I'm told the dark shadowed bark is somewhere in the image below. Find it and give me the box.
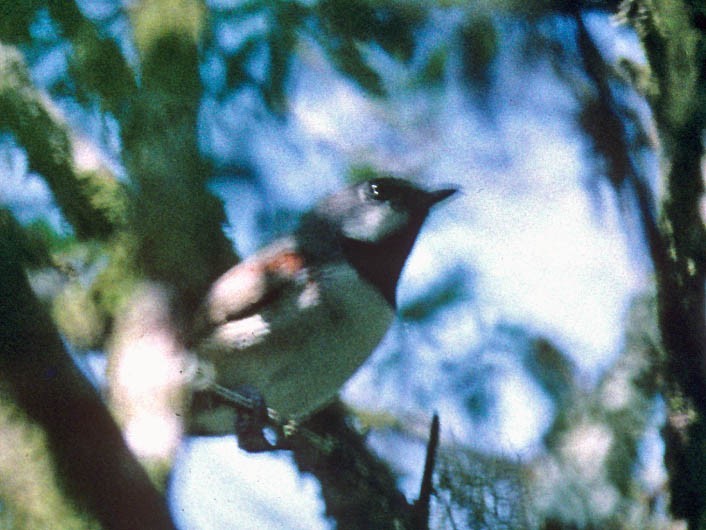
[0,210,176,529]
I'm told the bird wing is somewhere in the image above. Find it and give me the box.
[195,237,307,331]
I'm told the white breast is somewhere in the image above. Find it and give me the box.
[196,263,394,423]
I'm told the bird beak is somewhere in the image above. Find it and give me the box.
[425,187,458,207]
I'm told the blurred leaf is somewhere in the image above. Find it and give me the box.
[216,0,422,105]
[461,14,499,94]
[577,96,632,190]
[323,36,385,95]
[219,2,305,111]
[0,1,42,44]
[220,0,263,17]
[22,219,77,264]
[90,234,138,317]
[314,0,424,95]
[400,266,472,322]
[575,15,634,194]
[348,164,382,183]
[463,383,497,421]
[419,44,448,85]
[317,0,416,62]
[224,37,260,89]
[68,31,136,111]
[51,281,105,350]
[264,3,304,114]
[47,1,136,115]
[0,210,60,268]
[489,324,577,407]
[444,357,500,422]
[524,338,576,406]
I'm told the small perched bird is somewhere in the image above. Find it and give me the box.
[189,177,456,449]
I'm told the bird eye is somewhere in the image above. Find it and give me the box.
[368,181,388,201]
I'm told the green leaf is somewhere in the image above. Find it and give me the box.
[263,2,305,113]
[419,45,448,85]
[461,15,498,90]
[400,267,471,322]
[0,1,42,44]
[224,37,260,89]
[317,0,416,61]
[326,37,385,95]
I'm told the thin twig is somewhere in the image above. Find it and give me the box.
[411,413,441,530]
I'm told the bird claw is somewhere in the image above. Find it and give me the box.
[233,385,291,452]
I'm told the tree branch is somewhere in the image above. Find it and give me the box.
[291,400,435,529]
[0,44,126,239]
[0,209,176,530]
[620,0,706,525]
[105,0,235,482]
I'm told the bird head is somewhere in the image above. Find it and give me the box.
[297,177,457,306]
[315,177,457,244]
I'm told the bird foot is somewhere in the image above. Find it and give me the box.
[233,385,292,452]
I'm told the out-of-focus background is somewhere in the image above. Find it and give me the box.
[2,1,705,529]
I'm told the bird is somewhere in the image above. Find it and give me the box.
[188,177,457,450]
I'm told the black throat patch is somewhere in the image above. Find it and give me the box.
[341,228,420,308]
